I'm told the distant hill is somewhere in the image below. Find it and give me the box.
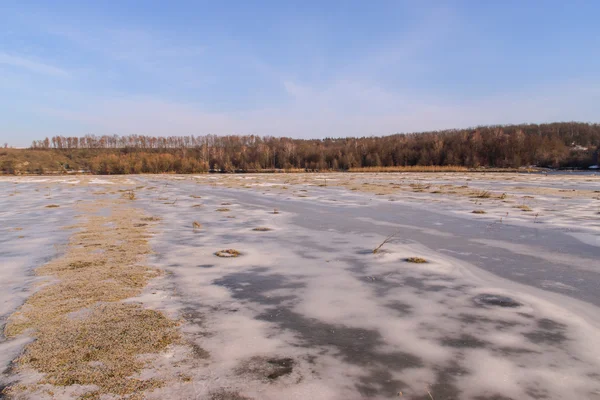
[3,122,599,174]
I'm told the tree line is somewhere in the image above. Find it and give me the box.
[23,122,600,174]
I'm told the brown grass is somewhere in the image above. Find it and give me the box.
[45,204,60,208]
[514,204,532,212]
[405,257,428,263]
[471,190,492,198]
[216,208,231,212]
[348,165,469,173]
[252,227,272,231]
[215,249,241,258]
[192,221,202,230]
[472,210,487,214]
[4,198,180,399]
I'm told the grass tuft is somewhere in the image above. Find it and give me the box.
[472,210,486,214]
[45,204,60,208]
[216,208,230,212]
[215,249,241,258]
[472,190,491,198]
[252,227,272,231]
[514,204,532,212]
[405,257,427,263]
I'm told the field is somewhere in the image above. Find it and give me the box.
[1,172,600,400]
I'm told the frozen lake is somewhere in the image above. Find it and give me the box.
[1,173,599,399]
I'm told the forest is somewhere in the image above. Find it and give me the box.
[4,122,599,174]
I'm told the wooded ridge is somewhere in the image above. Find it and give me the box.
[2,122,599,174]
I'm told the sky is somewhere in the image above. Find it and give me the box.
[1,1,599,146]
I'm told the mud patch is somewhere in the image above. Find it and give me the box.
[236,356,295,381]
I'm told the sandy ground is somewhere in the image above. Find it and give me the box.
[1,172,599,400]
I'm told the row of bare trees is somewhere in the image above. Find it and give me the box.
[29,122,600,173]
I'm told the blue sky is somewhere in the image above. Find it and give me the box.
[1,1,599,146]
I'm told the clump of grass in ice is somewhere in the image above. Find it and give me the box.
[192,221,202,230]
[215,249,241,258]
[472,190,491,198]
[514,204,532,212]
[472,210,486,214]
[252,227,272,232]
[405,257,427,263]
[216,208,230,212]
[45,204,60,208]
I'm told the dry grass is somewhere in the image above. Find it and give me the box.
[348,165,469,172]
[45,204,60,208]
[471,190,492,198]
[216,208,231,212]
[215,249,241,258]
[121,189,136,200]
[4,199,180,399]
[192,221,202,230]
[514,204,532,212]
[405,257,427,263]
[373,230,400,254]
[472,210,487,214]
[252,227,272,231]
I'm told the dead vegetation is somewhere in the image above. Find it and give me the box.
[215,249,241,258]
[472,210,487,214]
[3,199,181,399]
[192,221,202,230]
[349,165,468,172]
[373,230,400,254]
[216,208,231,212]
[405,257,428,263]
[472,190,492,198]
[514,204,532,212]
[45,204,60,208]
[252,227,272,231]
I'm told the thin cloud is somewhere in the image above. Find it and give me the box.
[0,52,69,78]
